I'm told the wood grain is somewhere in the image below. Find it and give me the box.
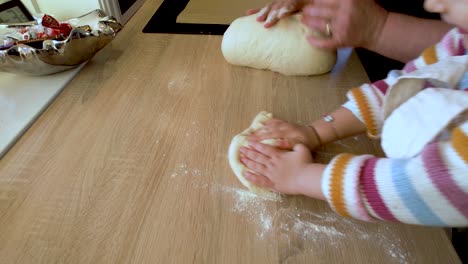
[177,0,271,24]
[0,0,461,263]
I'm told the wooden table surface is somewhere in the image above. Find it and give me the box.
[177,0,271,24]
[0,0,461,263]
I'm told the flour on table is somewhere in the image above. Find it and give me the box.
[169,163,202,181]
[209,183,411,263]
[167,144,410,263]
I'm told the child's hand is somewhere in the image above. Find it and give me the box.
[239,141,325,199]
[248,118,320,150]
[246,0,309,28]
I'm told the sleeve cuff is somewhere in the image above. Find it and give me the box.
[342,100,364,123]
[346,84,385,138]
[321,153,375,221]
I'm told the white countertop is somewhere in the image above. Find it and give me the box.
[0,64,84,158]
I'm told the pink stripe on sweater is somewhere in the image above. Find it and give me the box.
[423,143,468,219]
[372,80,389,94]
[440,29,465,56]
[441,32,456,55]
[403,61,417,73]
[360,158,399,222]
[456,37,465,55]
[459,27,468,34]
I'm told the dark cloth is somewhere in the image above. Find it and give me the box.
[356,0,442,82]
[376,0,440,18]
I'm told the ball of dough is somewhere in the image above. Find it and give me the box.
[228,111,280,199]
[221,14,337,76]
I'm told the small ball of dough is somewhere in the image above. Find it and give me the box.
[221,14,337,76]
[228,111,280,199]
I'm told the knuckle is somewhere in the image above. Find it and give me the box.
[272,153,282,160]
[245,149,256,159]
[250,151,260,160]
[253,164,264,173]
[255,145,266,154]
[266,161,275,168]
[251,177,261,185]
[259,178,269,187]
[246,173,260,184]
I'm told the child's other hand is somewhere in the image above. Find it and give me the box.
[248,118,319,150]
[239,141,325,199]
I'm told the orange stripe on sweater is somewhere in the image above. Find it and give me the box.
[350,88,378,137]
[452,127,468,165]
[329,154,353,217]
[422,45,438,65]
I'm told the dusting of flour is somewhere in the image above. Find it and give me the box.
[219,185,411,263]
[168,164,412,263]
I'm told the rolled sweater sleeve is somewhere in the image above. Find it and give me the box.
[321,122,468,227]
[343,27,466,138]
[343,82,387,138]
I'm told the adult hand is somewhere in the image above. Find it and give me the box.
[240,142,325,198]
[248,118,320,150]
[246,0,311,28]
[301,0,388,50]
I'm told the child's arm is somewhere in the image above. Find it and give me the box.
[251,28,463,149]
[248,107,366,150]
[248,81,387,149]
[249,64,408,148]
[322,122,468,227]
[242,122,468,227]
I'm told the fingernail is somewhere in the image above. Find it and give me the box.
[277,7,288,18]
[265,10,278,24]
[257,6,269,18]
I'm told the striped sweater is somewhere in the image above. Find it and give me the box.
[322,27,468,227]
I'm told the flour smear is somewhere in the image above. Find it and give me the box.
[215,185,411,264]
[169,164,411,264]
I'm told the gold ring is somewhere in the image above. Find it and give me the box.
[325,22,332,37]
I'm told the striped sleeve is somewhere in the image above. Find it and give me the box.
[321,122,468,227]
[343,27,466,138]
[342,57,424,138]
[345,84,385,138]
[404,27,465,72]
